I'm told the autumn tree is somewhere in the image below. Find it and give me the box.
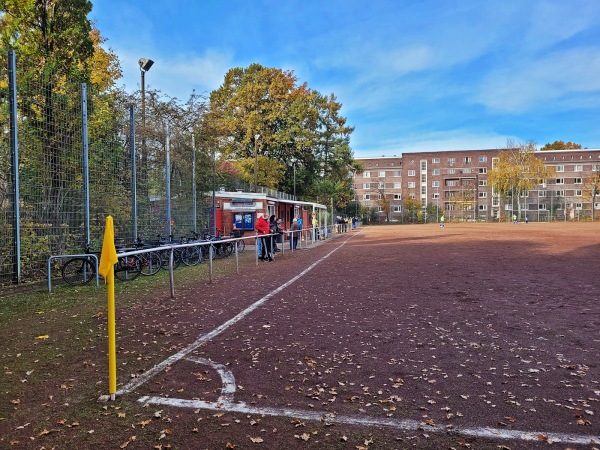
[403,196,423,223]
[205,63,354,201]
[583,164,600,221]
[540,141,582,150]
[0,0,125,249]
[488,140,555,220]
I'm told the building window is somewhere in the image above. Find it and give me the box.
[575,164,583,171]
[478,204,487,211]
[479,156,487,162]
[446,180,458,187]
[432,193,440,199]
[556,178,564,184]
[392,170,401,177]
[408,182,416,188]
[393,194,401,200]
[593,165,600,171]
[576,203,583,210]
[556,190,564,197]
[576,189,582,196]
[575,177,582,184]
[556,165,564,172]
[595,202,600,210]
[421,174,427,182]
[538,204,547,210]
[378,182,385,189]
[464,157,471,164]
[479,167,487,174]
[447,168,456,175]
[378,206,383,212]
[363,194,370,200]
[363,183,370,189]
[393,206,402,212]
[393,182,401,189]
[421,161,427,170]
[432,181,440,188]
[363,171,370,178]
[478,192,487,198]
[379,171,385,177]
[432,169,440,176]
[448,157,456,165]
[432,158,440,163]
[538,190,546,197]
[407,170,416,176]
[421,186,427,194]
[463,168,472,174]
[479,180,488,186]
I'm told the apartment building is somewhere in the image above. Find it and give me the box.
[354,148,600,221]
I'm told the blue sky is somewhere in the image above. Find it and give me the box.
[91,0,600,157]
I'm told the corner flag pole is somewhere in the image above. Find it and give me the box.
[98,216,118,400]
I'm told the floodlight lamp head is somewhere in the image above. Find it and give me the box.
[138,58,154,72]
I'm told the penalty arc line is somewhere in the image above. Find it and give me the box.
[115,234,355,396]
[138,352,600,446]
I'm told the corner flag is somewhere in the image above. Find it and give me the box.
[99,216,118,279]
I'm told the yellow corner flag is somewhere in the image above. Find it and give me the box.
[98,216,118,280]
[99,216,119,400]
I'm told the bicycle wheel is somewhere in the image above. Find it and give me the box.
[181,245,202,266]
[159,248,182,270]
[61,257,95,286]
[236,239,245,252]
[140,251,161,276]
[114,255,142,281]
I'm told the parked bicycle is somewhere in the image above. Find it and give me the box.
[61,245,142,286]
[132,237,163,276]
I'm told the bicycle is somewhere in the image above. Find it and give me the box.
[132,237,163,276]
[179,231,203,267]
[154,235,183,270]
[61,245,142,286]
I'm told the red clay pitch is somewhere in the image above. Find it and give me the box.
[124,223,600,448]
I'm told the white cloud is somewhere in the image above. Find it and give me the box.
[524,0,600,51]
[477,48,600,113]
[353,130,516,157]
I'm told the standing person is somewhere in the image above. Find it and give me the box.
[440,214,445,228]
[297,215,303,243]
[255,213,272,261]
[290,217,300,250]
[269,215,279,253]
[312,213,319,240]
[513,214,517,224]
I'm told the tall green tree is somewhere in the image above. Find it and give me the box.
[1,0,95,231]
[205,63,354,199]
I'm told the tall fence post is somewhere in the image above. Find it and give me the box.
[192,133,196,232]
[130,105,137,240]
[165,124,172,237]
[81,83,91,246]
[8,49,21,284]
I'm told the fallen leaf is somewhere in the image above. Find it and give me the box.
[249,436,264,443]
[36,335,49,340]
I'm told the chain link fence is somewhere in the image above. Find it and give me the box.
[0,51,209,286]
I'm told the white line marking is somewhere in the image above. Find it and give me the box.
[137,395,600,446]
[185,356,236,404]
[116,236,351,396]
[128,230,600,445]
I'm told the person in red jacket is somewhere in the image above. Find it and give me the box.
[255,213,273,261]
